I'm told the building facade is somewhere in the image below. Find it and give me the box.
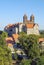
[4,14,40,51]
[4,14,40,36]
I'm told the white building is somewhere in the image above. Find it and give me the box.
[4,14,40,36]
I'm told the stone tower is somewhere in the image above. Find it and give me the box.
[30,14,34,23]
[23,14,27,24]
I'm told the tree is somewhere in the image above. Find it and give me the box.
[0,31,12,65]
[20,59,31,65]
[18,32,44,65]
[31,55,44,65]
[0,31,8,46]
[19,33,40,59]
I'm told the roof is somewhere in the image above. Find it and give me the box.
[5,24,15,29]
[6,37,13,41]
[39,38,44,42]
[23,14,27,18]
[8,43,13,46]
[12,34,19,40]
[30,14,34,18]
[5,23,23,30]
[26,23,34,28]
[7,24,14,27]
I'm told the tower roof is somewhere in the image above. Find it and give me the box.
[23,14,27,18]
[30,14,34,18]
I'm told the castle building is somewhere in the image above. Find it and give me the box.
[4,14,40,37]
[4,14,40,51]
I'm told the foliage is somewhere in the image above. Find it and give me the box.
[20,59,31,65]
[0,31,8,46]
[40,34,44,38]
[19,33,40,59]
[0,31,12,65]
[31,55,44,65]
[40,30,44,38]
[17,32,44,65]
[39,55,44,65]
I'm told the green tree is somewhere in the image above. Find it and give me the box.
[20,59,31,65]
[19,33,40,59]
[18,32,44,65]
[0,31,12,65]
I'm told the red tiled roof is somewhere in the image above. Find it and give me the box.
[26,23,34,28]
[6,37,13,41]
[6,24,15,28]
[12,34,19,40]
[39,38,44,42]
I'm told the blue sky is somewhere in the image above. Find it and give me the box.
[0,0,44,30]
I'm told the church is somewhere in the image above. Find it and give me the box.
[4,14,40,51]
[4,14,40,36]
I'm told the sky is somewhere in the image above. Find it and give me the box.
[0,0,44,30]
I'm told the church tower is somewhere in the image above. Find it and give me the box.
[23,14,27,24]
[30,14,34,23]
